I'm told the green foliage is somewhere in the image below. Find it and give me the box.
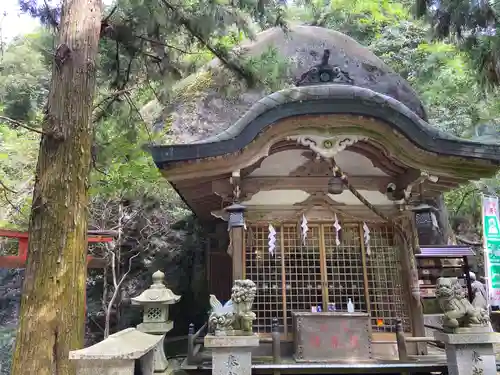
[413,0,500,87]
[372,24,486,135]
[295,0,408,45]
[90,116,173,199]
[241,47,292,92]
[0,30,52,121]
[0,124,38,228]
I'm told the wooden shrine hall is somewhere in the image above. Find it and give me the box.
[147,25,500,371]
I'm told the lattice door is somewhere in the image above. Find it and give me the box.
[365,225,409,332]
[282,224,323,334]
[323,224,367,312]
[244,222,410,335]
[244,224,284,334]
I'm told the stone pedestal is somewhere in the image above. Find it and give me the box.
[69,328,162,375]
[204,335,259,375]
[435,329,500,375]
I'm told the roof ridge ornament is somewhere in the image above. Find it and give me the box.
[296,49,354,86]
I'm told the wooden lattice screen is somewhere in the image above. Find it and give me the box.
[244,222,411,338]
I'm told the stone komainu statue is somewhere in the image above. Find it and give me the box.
[208,294,235,334]
[435,277,490,332]
[208,279,257,336]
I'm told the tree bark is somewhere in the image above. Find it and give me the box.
[11,0,102,374]
[435,193,456,244]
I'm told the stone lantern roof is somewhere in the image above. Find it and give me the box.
[131,270,181,306]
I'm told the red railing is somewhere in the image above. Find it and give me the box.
[0,229,114,268]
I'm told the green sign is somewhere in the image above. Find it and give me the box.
[486,240,500,264]
[483,196,500,305]
[485,215,500,240]
[490,263,500,289]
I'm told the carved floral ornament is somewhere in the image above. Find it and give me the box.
[286,135,369,158]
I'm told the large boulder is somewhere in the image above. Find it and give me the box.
[143,24,427,144]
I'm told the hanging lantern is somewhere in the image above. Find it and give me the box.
[411,203,439,230]
[225,203,246,229]
[328,176,344,195]
[411,203,440,245]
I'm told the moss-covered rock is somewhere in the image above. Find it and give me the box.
[143,24,427,144]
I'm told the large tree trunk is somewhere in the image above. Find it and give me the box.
[11,0,102,374]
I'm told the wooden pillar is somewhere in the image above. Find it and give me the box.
[231,227,245,280]
[224,203,246,281]
[399,215,427,355]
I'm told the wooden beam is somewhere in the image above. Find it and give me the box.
[293,193,346,207]
[212,176,393,199]
[389,169,422,201]
[211,175,460,201]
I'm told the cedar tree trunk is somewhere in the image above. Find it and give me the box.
[11,0,102,374]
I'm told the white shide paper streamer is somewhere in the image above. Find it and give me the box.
[268,224,277,256]
[301,214,309,244]
[333,214,341,246]
[363,222,371,256]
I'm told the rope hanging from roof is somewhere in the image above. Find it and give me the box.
[332,161,417,251]
[330,160,422,303]
[331,163,391,222]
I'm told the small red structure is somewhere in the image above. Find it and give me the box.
[0,229,116,318]
[0,229,114,268]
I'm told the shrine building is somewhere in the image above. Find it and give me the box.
[146,25,500,368]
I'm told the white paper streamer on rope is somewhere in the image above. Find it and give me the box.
[268,224,277,256]
[333,214,341,246]
[301,214,309,244]
[363,222,371,255]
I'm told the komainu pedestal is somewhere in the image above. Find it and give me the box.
[435,329,500,375]
[204,335,259,375]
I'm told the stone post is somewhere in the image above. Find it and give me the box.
[131,270,181,374]
[204,334,259,375]
[435,329,500,375]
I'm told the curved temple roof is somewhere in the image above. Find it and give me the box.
[150,85,500,168]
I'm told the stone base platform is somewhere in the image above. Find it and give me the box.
[435,330,500,375]
[180,356,450,374]
[204,335,260,375]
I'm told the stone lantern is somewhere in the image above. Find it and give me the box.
[132,270,181,373]
[132,270,181,333]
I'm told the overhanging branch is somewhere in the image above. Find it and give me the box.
[0,116,46,135]
[159,0,255,86]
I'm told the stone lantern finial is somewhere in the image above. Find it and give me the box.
[131,270,181,334]
[152,270,165,286]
